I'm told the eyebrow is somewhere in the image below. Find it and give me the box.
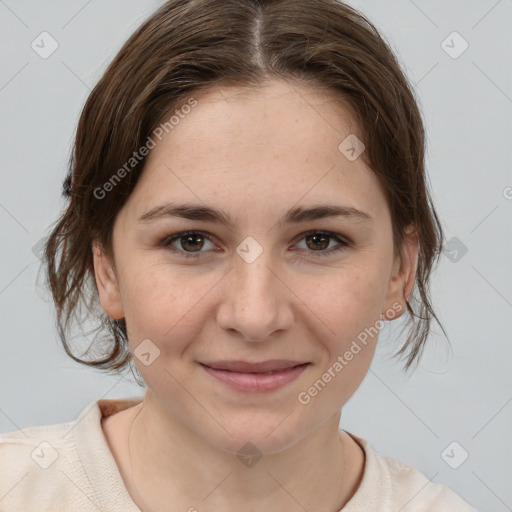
[138,202,373,228]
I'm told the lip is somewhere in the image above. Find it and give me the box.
[199,360,310,393]
[202,359,307,373]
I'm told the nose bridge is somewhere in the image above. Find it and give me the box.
[217,240,292,341]
[235,247,276,298]
[233,234,278,293]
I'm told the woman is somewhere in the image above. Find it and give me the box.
[0,0,477,510]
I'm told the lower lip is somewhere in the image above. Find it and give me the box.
[200,363,310,393]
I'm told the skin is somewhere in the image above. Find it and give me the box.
[93,78,418,511]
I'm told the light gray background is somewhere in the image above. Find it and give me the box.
[1,1,511,510]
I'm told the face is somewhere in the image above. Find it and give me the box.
[93,79,417,455]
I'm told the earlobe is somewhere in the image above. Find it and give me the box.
[382,226,419,321]
[92,241,125,320]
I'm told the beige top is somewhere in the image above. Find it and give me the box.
[0,398,477,511]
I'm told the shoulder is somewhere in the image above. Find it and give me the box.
[0,402,105,511]
[378,452,476,511]
[0,420,95,510]
[342,432,477,512]
[0,398,143,512]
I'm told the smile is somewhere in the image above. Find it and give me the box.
[199,361,310,393]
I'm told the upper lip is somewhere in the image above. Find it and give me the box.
[201,360,309,373]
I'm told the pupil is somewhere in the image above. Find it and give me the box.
[183,234,203,252]
[308,234,328,250]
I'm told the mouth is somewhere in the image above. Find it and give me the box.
[199,360,310,393]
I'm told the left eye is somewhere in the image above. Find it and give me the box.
[162,230,350,259]
[293,231,350,256]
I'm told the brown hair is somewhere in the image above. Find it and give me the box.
[43,0,447,380]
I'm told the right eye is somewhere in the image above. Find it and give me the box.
[161,230,218,258]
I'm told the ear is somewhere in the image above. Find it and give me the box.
[92,240,125,320]
[382,225,418,320]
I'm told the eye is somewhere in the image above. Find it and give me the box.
[162,231,217,258]
[161,230,350,259]
[292,230,351,258]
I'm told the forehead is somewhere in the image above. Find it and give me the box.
[186,79,359,137]
[124,79,387,223]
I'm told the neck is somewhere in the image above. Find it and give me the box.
[118,391,363,512]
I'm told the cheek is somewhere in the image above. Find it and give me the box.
[292,263,383,388]
[295,271,381,414]
[294,261,385,335]
[119,259,214,350]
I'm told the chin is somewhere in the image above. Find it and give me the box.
[203,413,311,457]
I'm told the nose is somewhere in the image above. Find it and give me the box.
[216,249,294,342]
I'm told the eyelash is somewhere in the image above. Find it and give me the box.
[161,230,351,260]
